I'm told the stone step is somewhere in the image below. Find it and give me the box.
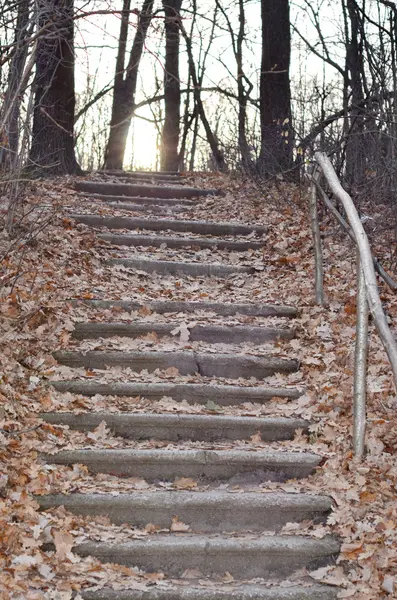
[53,350,299,378]
[41,413,307,442]
[72,320,294,343]
[42,448,321,480]
[51,381,302,404]
[72,321,294,343]
[105,202,186,214]
[37,490,331,531]
[72,298,298,318]
[99,170,185,182]
[99,233,265,251]
[79,584,338,600]
[75,181,218,199]
[58,535,340,579]
[89,193,194,206]
[106,257,255,277]
[71,215,266,236]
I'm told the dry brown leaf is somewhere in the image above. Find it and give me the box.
[250,431,262,444]
[170,516,190,532]
[52,529,74,560]
[173,477,198,489]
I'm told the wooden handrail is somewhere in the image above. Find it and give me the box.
[309,151,397,457]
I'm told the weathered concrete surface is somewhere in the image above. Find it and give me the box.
[53,350,299,379]
[70,535,339,578]
[71,298,298,317]
[41,413,307,441]
[98,170,186,183]
[75,181,218,199]
[51,381,302,403]
[37,490,331,531]
[99,233,265,251]
[104,202,186,214]
[71,214,267,236]
[73,321,294,343]
[80,585,338,600]
[87,194,194,206]
[106,257,255,277]
[42,448,320,480]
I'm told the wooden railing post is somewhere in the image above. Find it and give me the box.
[353,253,369,459]
[309,172,325,305]
[310,151,397,456]
[314,151,397,391]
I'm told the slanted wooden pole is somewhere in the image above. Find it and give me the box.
[315,151,397,391]
[309,172,325,305]
[353,254,369,458]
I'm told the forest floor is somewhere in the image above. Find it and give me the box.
[0,173,396,599]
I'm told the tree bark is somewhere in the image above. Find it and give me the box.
[0,0,32,169]
[179,21,226,171]
[160,0,182,172]
[345,0,366,187]
[104,0,154,170]
[236,0,253,170]
[258,0,293,177]
[28,0,81,175]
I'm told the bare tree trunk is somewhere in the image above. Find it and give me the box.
[258,0,293,177]
[179,20,226,171]
[160,0,182,172]
[189,112,200,171]
[104,0,154,170]
[345,0,366,187]
[28,0,81,175]
[0,0,32,169]
[236,0,253,170]
[178,73,193,170]
[216,0,253,170]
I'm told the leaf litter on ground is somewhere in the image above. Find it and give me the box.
[0,173,396,598]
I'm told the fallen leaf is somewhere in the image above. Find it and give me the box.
[170,516,190,532]
[52,529,74,560]
[173,477,197,489]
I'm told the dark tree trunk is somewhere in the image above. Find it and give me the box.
[179,21,226,171]
[0,0,31,169]
[345,0,366,187]
[160,0,182,172]
[28,0,81,175]
[104,0,154,170]
[236,0,253,170]
[215,0,253,170]
[258,0,293,177]
[189,111,199,171]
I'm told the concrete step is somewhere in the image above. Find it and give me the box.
[37,490,331,531]
[53,350,299,378]
[72,322,294,343]
[75,181,218,199]
[106,256,255,278]
[41,448,320,480]
[105,202,186,214]
[41,413,307,441]
[89,194,197,210]
[71,298,298,318]
[60,535,340,578]
[99,233,265,251]
[71,215,266,236]
[89,194,194,206]
[51,381,302,404]
[98,170,185,183]
[80,584,338,600]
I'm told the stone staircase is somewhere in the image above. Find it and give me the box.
[39,172,339,599]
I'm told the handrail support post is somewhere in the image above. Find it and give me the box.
[309,173,325,305]
[353,252,369,459]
